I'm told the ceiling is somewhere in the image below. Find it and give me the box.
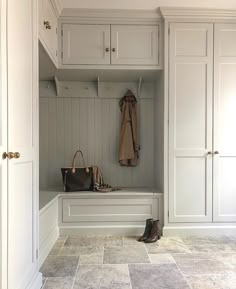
[60,0,236,10]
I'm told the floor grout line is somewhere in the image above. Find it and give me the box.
[41,277,48,289]
[71,255,80,289]
[127,264,133,289]
[57,235,68,256]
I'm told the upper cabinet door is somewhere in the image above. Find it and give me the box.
[111,25,159,65]
[213,24,236,222]
[168,23,213,223]
[62,24,110,65]
[39,0,58,65]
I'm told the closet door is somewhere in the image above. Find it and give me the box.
[7,0,40,288]
[62,24,110,65]
[213,24,236,222]
[169,23,213,223]
[0,0,8,287]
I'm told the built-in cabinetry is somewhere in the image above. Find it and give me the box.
[62,24,159,65]
[39,0,58,66]
[38,6,236,240]
[163,9,236,235]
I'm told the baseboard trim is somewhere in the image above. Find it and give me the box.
[26,272,42,289]
[39,226,59,267]
[59,225,144,236]
[163,225,236,236]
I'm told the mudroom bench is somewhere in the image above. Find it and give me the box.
[39,187,163,266]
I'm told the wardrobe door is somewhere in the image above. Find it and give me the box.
[213,24,236,222]
[169,23,213,223]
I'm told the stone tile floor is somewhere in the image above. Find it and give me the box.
[40,235,236,289]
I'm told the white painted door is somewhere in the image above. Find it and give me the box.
[6,0,40,289]
[62,24,110,65]
[169,23,213,223]
[0,0,8,288]
[111,25,159,65]
[213,24,236,222]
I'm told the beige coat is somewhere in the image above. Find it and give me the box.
[119,90,140,166]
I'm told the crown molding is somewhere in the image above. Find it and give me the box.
[59,8,162,24]
[160,7,236,20]
[51,0,63,17]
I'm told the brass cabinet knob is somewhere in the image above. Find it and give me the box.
[214,151,220,155]
[105,48,110,52]
[44,21,51,30]
[14,152,21,159]
[112,48,116,52]
[2,152,20,160]
[207,151,212,155]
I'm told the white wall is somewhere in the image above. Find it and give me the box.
[61,0,236,10]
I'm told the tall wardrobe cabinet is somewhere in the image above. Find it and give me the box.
[167,21,236,227]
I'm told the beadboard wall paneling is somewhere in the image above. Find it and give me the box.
[39,81,155,188]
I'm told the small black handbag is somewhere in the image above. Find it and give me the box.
[61,150,93,192]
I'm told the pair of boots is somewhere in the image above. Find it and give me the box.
[138,219,161,243]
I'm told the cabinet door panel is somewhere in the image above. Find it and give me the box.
[39,0,58,64]
[174,158,211,219]
[111,25,158,65]
[214,24,236,222]
[62,24,110,65]
[169,23,213,223]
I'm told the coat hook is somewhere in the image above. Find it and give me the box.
[97,76,100,97]
[138,77,142,98]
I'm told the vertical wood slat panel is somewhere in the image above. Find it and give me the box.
[39,99,49,188]
[39,83,155,188]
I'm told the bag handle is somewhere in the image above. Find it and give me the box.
[72,150,89,173]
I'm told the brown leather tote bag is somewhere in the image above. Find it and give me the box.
[61,150,93,192]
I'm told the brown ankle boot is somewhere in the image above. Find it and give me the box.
[144,220,161,243]
[138,218,153,242]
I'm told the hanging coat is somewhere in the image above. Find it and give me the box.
[119,90,140,166]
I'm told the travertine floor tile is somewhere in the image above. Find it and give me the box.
[42,277,74,289]
[40,256,79,277]
[149,253,176,264]
[123,236,143,246]
[214,253,236,270]
[145,236,191,254]
[129,264,190,289]
[64,235,122,247]
[185,275,220,289]
[59,245,104,264]
[104,245,150,264]
[173,253,228,275]
[211,272,236,289]
[73,264,131,289]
